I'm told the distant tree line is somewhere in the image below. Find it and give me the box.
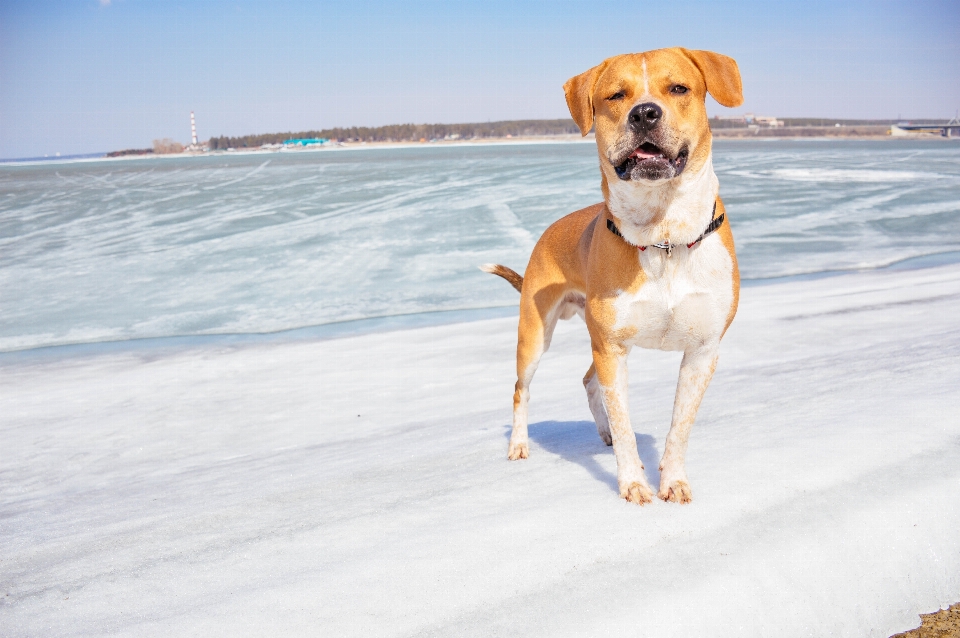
[105,138,183,157]
[206,119,583,149]
[109,117,951,157]
[106,148,153,158]
[154,138,184,154]
[206,117,942,149]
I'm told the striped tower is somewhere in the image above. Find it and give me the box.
[190,112,198,146]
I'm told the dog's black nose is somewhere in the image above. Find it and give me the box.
[628,102,662,131]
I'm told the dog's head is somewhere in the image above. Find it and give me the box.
[564,48,742,184]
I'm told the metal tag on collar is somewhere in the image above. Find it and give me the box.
[651,240,672,256]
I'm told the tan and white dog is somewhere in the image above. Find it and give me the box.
[482,48,743,505]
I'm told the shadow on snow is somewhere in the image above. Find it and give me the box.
[504,420,661,492]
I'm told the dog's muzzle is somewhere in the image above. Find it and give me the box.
[610,102,689,181]
[613,102,689,180]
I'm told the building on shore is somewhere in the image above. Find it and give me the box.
[283,138,329,147]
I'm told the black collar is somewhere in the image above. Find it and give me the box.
[606,202,723,256]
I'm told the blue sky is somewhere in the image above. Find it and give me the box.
[1,0,958,158]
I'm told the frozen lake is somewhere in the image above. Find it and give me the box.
[1,139,959,351]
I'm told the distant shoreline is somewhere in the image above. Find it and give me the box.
[3,136,597,166]
[714,124,898,139]
[3,130,956,167]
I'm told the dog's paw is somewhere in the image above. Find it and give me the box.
[658,480,692,504]
[507,441,529,460]
[620,481,654,505]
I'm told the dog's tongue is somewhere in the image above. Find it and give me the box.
[631,145,664,160]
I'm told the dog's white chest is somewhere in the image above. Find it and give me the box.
[612,237,733,352]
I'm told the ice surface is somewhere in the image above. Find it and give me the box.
[2,140,958,351]
[2,263,959,637]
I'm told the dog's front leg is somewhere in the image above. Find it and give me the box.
[593,341,654,505]
[659,346,719,503]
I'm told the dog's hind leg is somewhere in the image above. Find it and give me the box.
[583,363,612,446]
[508,286,564,460]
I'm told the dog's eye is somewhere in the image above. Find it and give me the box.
[606,92,625,101]
[670,85,689,95]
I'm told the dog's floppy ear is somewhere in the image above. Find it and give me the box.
[680,49,743,108]
[563,61,608,136]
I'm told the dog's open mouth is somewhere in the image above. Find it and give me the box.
[614,143,689,181]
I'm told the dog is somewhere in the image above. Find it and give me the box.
[482,48,743,505]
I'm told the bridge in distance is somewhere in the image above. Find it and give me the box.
[894,115,960,137]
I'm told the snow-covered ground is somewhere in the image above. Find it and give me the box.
[2,263,959,637]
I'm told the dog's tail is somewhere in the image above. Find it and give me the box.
[480,263,523,293]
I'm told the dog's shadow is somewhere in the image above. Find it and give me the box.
[506,421,661,492]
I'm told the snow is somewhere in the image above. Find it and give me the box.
[2,263,959,637]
